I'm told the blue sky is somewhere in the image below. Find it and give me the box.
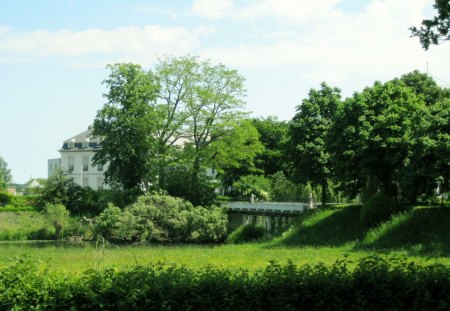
[0,0,448,184]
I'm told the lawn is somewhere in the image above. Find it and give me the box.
[0,204,449,274]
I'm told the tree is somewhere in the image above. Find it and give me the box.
[44,203,70,240]
[0,156,12,190]
[396,71,449,202]
[152,56,198,188]
[252,117,289,176]
[92,63,159,190]
[211,120,263,192]
[183,58,247,204]
[288,82,341,207]
[410,0,450,50]
[330,80,427,199]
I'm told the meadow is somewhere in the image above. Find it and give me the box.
[0,204,449,274]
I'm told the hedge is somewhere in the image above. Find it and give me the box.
[0,256,449,310]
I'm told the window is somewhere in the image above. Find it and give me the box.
[98,164,103,172]
[82,177,89,188]
[68,156,74,172]
[83,156,89,172]
[97,177,104,190]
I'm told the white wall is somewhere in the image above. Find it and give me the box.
[59,150,110,189]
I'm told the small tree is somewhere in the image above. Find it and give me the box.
[0,156,12,190]
[44,203,70,240]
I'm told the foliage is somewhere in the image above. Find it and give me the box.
[252,116,289,176]
[288,82,341,207]
[92,63,159,190]
[0,156,12,190]
[227,224,266,243]
[95,203,122,240]
[43,203,70,239]
[360,192,398,227]
[0,191,12,205]
[330,79,426,199]
[410,0,450,50]
[232,175,271,201]
[100,193,227,243]
[0,256,449,310]
[39,170,131,215]
[268,171,298,202]
[162,165,218,207]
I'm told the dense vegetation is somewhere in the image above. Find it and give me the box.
[0,255,449,310]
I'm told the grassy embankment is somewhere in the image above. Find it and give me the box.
[0,204,449,273]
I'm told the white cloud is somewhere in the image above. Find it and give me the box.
[0,25,216,66]
[191,0,234,20]
[235,0,341,24]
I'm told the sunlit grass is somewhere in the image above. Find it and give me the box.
[1,205,449,274]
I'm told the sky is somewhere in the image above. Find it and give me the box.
[0,0,449,184]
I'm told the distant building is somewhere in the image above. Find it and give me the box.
[48,129,110,190]
[6,186,16,196]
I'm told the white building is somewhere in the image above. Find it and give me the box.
[48,129,110,190]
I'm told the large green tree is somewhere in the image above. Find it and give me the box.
[330,80,427,199]
[288,82,341,207]
[0,156,12,190]
[92,63,159,190]
[252,117,289,176]
[183,59,247,203]
[396,71,449,202]
[152,56,198,188]
[410,0,450,50]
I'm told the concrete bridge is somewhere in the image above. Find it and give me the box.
[226,201,316,230]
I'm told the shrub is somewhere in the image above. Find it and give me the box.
[104,193,228,243]
[43,203,70,239]
[2,256,449,310]
[227,224,266,243]
[95,203,122,240]
[360,192,398,227]
[0,191,12,206]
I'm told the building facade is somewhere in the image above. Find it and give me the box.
[48,129,110,190]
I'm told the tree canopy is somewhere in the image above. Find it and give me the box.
[0,156,12,190]
[410,0,450,50]
[288,82,341,206]
[93,56,255,205]
[92,63,159,190]
[329,80,427,198]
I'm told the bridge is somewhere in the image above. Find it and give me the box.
[226,201,316,230]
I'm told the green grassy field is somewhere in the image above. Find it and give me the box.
[0,205,449,273]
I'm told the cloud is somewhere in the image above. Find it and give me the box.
[191,0,234,20]
[0,25,211,65]
[201,0,446,75]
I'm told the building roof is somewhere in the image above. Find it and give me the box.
[61,128,101,151]
[63,129,100,144]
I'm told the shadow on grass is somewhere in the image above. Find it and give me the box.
[357,207,450,257]
[272,205,369,247]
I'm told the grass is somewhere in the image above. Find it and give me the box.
[0,204,449,273]
[0,211,53,240]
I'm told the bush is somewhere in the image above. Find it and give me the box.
[360,192,398,227]
[227,224,266,243]
[0,191,12,206]
[1,256,449,310]
[98,193,228,243]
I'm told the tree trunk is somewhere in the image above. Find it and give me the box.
[54,224,62,240]
[321,179,327,208]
